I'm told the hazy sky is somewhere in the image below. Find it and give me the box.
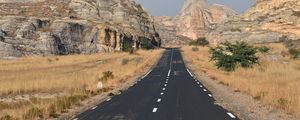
[135,0,256,16]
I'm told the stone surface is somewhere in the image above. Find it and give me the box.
[207,0,300,46]
[0,0,161,58]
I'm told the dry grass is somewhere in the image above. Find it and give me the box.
[181,44,300,118]
[0,49,163,119]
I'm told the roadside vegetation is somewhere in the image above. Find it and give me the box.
[0,49,163,119]
[182,43,300,118]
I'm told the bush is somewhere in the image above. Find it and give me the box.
[189,38,209,46]
[209,42,259,71]
[258,46,270,53]
[288,48,300,59]
[121,58,129,65]
[192,47,199,51]
[140,37,152,50]
[123,42,133,52]
[99,71,114,82]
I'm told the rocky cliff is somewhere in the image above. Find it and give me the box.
[0,0,161,58]
[207,0,300,48]
[155,0,236,47]
[175,0,237,40]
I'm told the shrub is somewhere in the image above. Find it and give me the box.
[209,42,259,71]
[258,46,270,53]
[288,48,300,59]
[189,38,209,46]
[99,71,114,82]
[123,42,132,52]
[192,47,199,51]
[140,37,152,50]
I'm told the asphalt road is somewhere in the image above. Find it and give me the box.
[73,48,238,120]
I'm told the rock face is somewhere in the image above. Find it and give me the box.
[155,0,236,47]
[175,0,237,40]
[0,0,161,58]
[207,0,300,47]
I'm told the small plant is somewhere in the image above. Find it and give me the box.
[99,71,114,82]
[121,58,129,65]
[192,47,199,51]
[189,37,209,46]
[278,98,289,108]
[24,107,43,119]
[288,48,300,59]
[258,46,270,53]
[209,42,259,71]
[123,42,133,52]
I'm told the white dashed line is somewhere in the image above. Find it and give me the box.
[106,98,111,101]
[91,106,98,110]
[165,81,168,84]
[200,85,203,87]
[197,82,200,84]
[152,108,158,112]
[162,88,166,91]
[168,70,171,77]
[160,92,164,95]
[164,84,167,87]
[208,94,212,97]
[203,89,207,92]
[227,112,236,118]
[157,99,161,102]
[187,69,193,77]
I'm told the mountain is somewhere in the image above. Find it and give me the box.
[175,0,237,40]
[0,0,161,58]
[207,0,300,48]
[155,0,236,47]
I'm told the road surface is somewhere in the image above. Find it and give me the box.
[73,48,238,120]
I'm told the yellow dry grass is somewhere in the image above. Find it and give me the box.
[0,49,163,119]
[181,44,300,118]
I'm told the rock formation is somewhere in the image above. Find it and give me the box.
[0,0,161,58]
[207,0,300,48]
[155,0,236,47]
[175,0,237,40]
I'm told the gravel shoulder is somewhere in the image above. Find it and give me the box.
[182,53,298,120]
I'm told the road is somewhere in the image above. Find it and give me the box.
[73,48,238,120]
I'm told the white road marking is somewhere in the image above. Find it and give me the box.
[203,89,207,92]
[165,81,168,84]
[162,88,166,91]
[73,118,78,120]
[142,69,152,79]
[152,108,158,112]
[208,94,212,97]
[187,69,193,77]
[197,82,200,84]
[200,85,203,87]
[157,99,161,102]
[106,98,111,101]
[160,92,164,95]
[91,106,98,110]
[168,70,171,77]
[164,84,167,87]
[227,112,236,118]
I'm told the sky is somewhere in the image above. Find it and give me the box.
[135,0,256,16]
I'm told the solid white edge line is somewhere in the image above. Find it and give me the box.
[152,108,158,112]
[168,70,171,76]
[200,85,203,87]
[187,69,193,77]
[106,98,111,101]
[157,99,161,102]
[227,112,236,118]
[208,94,212,97]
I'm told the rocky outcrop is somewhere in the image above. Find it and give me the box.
[0,0,160,58]
[155,0,236,47]
[207,0,300,47]
[175,0,237,40]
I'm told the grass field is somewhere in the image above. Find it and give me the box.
[181,43,300,118]
[0,49,163,119]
